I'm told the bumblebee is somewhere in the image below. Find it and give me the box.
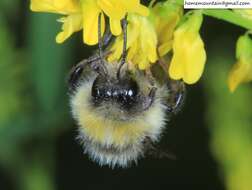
[69,15,185,168]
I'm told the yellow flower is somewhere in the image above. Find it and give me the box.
[151,1,183,56]
[97,0,149,35]
[80,0,105,45]
[108,14,157,70]
[228,34,252,92]
[108,1,183,70]
[169,11,206,84]
[228,60,252,92]
[56,13,83,43]
[30,0,80,14]
[30,0,149,45]
[30,0,88,43]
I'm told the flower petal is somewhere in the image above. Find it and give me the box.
[127,40,138,61]
[124,0,149,16]
[152,2,182,56]
[169,32,206,84]
[228,33,252,92]
[140,17,158,63]
[56,13,82,43]
[97,0,125,19]
[107,37,123,62]
[97,0,149,37]
[108,14,157,70]
[97,0,149,19]
[81,0,105,45]
[30,0,80,14]
[228,60,252,92]
[133,47,150,70]
[108,14,140,62]
[184,35,206,84]
[110,18,122,36]
[169,11,206,84]
[158,41,173,56]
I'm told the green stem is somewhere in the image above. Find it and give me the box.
[173,0,252,30]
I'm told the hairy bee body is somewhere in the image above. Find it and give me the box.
[70,62,170,167]
[69,16,184,168]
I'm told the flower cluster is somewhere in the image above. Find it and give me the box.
[31,0,149,45]
[30,0,252,91]
[108,1,183,70]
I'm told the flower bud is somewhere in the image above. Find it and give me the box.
[228,34,252,92]
[169,11,206,84]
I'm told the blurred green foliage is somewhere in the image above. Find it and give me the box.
[0,20,25,127]
[0,1,74,190]
[0,1,18,14]
[205,46,252,190]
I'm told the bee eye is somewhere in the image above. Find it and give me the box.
[91,84,101,98]
[91,75,139,109]
[125,79,138,98]
[69,66,83,88]
[91,77,104,100]
[116,78,139,108]
[91,76,112,103]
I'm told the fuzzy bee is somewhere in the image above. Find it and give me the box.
[68,15,185,168]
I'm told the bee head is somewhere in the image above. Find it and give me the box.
[91,73,139,110]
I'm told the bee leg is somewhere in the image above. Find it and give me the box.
[68,57,108,90]
[166,80,186,114]
[117,16,128,80]
[97,13,110,77]
[103,30,112,48]
[98,13,105,65]
[142,87,157,111]
[69,14,111,89]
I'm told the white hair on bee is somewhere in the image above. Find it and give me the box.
[76,130,144,168]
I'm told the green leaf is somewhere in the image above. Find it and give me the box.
[28,13,73,117]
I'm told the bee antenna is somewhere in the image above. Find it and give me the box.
[117,16,128,80]
[98,13,108,77]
